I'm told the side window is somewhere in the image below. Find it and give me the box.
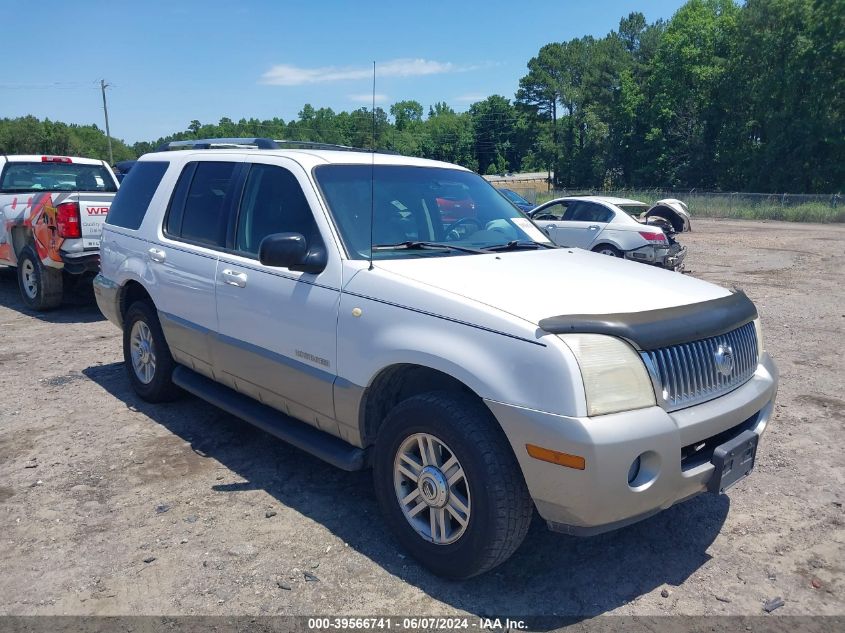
[235,163,322,257]
[534,202,566,220]
[562,201,584,221]
[165,161,237,248]
[565,202,612,223]
[585,204,614,223]
[106,161,169,230]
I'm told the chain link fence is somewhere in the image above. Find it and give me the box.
[526,188,845,223]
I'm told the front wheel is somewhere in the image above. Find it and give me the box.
[373,392,532,579]
[122,301,180,402]
[16,246,63,310]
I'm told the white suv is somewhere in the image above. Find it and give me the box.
[94,138,778,578]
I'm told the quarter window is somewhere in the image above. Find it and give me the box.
[235,164,321,257]
[106,161,168,230]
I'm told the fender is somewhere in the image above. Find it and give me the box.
[336,272,587,424]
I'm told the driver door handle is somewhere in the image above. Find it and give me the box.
[221,269,247,288]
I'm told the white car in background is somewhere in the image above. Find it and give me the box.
[529,196,689,271]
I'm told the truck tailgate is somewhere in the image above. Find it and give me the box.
[76,192,114,249]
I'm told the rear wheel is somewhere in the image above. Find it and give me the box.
[122,301,180,402]
[373,392,532,579]
[16,246,62,310]
[592,244,622,258]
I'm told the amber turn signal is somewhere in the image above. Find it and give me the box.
[526,444,586,470]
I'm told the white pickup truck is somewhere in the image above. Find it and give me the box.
[0,155,119,309]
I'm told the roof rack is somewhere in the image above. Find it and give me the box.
[156,137,279,151]
[273,139,399,154]
[155,137,398,155]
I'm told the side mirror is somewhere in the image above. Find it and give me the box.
[258,233,327,274]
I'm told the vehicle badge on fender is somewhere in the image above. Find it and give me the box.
[714,344,734,377]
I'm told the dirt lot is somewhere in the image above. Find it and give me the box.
[0,218,843,623]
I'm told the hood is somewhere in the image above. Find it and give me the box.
[373,248,730,326]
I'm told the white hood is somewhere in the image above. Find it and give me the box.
[373,248,730,326]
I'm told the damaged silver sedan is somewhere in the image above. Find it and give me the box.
[529,196,691,271]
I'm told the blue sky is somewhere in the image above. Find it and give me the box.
[1,0,687,144]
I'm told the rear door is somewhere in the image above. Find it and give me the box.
[558,201,614,248]
[154,159,243,377]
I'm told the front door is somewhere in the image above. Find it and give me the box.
[531,201,568,245]
[214,160,341,429]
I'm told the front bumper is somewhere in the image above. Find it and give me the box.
[625,243,687,270]
[93,273,122,328]
[486,352,778,535]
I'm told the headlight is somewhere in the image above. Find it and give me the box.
[559,334,656,417]
[753,318,765,360]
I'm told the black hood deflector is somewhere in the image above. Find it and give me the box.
[539,290,758,350]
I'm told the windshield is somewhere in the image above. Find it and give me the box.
[313,165,551,259]
[0,162,118,194]
[501,189,530,205]
[616,203,649,218]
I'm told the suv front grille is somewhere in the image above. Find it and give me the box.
[641,321,758,411]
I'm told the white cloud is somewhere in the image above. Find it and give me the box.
[348,93,389,104]
[454,93,488,103]
[260,58,473,86]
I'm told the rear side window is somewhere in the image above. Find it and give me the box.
[106,161,169,230]
[165,161,237,248]
[564,202,613,223]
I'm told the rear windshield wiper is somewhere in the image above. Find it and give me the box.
[482,240,557,252]
[372,241,486,254]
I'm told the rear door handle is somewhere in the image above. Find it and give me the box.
[221,269,247,288]
[588,225,600,230]
[148,248,166,263]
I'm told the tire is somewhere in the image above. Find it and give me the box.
[373,391,532,579]
[122,300,180,402]
[16,246,63,310]
[592,244,622,258]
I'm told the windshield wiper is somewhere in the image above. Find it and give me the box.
[372,241,486,254]
[483,240,557,252]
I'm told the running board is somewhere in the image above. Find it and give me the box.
[172,365,366,471]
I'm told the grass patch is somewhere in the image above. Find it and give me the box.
[533,191,845,223]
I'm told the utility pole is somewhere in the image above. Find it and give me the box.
[100,79,113,165]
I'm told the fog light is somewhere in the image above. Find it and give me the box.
[628,456,642,485]
[627,451,661,490]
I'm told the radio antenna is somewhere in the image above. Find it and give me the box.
[368,60,376,271]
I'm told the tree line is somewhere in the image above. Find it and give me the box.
[1,0,841,193]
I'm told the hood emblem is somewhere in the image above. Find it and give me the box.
[714,344,734,377]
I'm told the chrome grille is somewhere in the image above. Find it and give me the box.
[641,321,758,411]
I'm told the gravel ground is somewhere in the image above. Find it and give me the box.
[0,218,843,623]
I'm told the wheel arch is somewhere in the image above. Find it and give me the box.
[358,363,481,448]
[10,226,34,257]
[591,241,624,254]
[120,279,155,321]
